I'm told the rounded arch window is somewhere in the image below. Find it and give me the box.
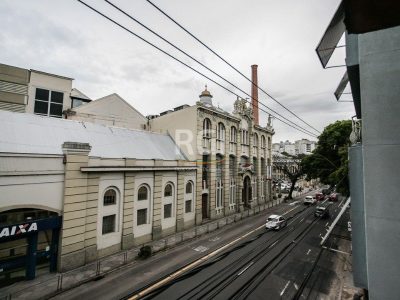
[261,135,266,148]
[185,181,193,194]
[138,185,149,201]
[203,118,212,138]
[254,133,259,146]
[217,122,225,140]
[230,126,237,143]
[103,188,117,206]
[164,183,173,197]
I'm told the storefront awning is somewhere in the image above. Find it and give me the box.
[334,71,350,101]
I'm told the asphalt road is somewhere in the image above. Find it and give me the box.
[52,194,346,300]
[132,201,344,300]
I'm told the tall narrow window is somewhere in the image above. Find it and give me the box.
[230,127,237,143]
[203,118,212,138]
[103,189,116,206]
[163,182,175,219]
[137,209,147,225]
[185,181,194,213]
[102,215,116,234]
[138,186,148,201]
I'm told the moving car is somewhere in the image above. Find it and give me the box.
[315,192,325,201]
[304,195,317,205]
[328,193,338,202]
[265,215,287,230]
[314,201,332,218]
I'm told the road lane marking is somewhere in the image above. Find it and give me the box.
[209,237,220,242]
[129,204,306,299]
[193,246,209,252]
[294,283,299,290]
[269,241,278,248]
[306,249,311,255]
[237,261,254,276]
[300,218,304,223]
[280,281,291,296]
[326,222,329,227]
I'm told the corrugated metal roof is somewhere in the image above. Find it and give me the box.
[0,110,186,160]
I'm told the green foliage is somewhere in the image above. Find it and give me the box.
[301,120,352,196]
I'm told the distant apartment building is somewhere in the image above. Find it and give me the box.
[272,139,316,156]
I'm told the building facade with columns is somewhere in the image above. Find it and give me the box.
[0,110,195,277]
[150,86,274,224]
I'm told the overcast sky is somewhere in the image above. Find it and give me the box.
[0,0,354,142]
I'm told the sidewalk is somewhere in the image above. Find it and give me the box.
[1,199,289,300]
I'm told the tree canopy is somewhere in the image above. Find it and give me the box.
[301,120,352,196]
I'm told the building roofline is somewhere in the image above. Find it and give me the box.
[30,69,74,81]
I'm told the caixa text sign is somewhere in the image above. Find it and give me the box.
[0,216,62,241]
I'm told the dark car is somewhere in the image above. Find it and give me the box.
[315,202,332,218]
[328,193,338,202]
[315,193,325,201]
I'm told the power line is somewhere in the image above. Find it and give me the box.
[145,0,321,135]
[76,0,318,138]
[103,0,318,137]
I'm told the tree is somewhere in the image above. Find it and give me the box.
[301,120,352,196]
[273,154,303,200]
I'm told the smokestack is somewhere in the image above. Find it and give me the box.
[251,64,259,125]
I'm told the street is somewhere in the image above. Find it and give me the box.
[51,195,348,300]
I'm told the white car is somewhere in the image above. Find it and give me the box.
[265,215,287,230]
[304,195,317,205]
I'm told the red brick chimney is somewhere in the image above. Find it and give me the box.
[251,64,259,125]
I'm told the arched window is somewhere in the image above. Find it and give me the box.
[253,133,259,147]
[203,118,212,138]
[217,123,225,141]
[164,183,173,197]
[103,189,116,205]
[138,185,149,201]
[185,181,193,194]
[185,181,194,213]
[261,135,266,148]
[230,126,237,143]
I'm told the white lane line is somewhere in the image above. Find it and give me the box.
[193,246,208,252]
[300,218,304,223]
[283,205,300,216]
[237,261,254,276]
[306,249,311,255]
[294,283,299,290]
[269,241,278,248]
[280,281,291,296]
[326,222,329,227]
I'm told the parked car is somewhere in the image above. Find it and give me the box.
[314,201,332,218]
[304,195,317,205]
[328,193,338,202]
[265,215,287,230]
[315,193,325,201]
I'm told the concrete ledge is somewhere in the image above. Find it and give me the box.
[218,219,227,228]
[226,215,235,224]
[122,233,135,250]
[196,225,208,236]
[234,213,242,222]
[151,239,166,253]
[182,229,196,241]
[208,222,218,232]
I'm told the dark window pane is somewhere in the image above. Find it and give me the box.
[164,204,172,218]
[138,186,148,201]
[164,184,172,197]
[104,189,116,205]
[51,91,64,104]
[72,99,83,108]
[35,88,49,101]
[102,215,115,234]
[185,182,192,194]
[34,100,48,115]
[185,200,192,213]
[50,103,63,117]
[137,209,147,225]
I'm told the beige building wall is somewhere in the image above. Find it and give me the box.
[0,63,29,112]
[70,93,147,130]
[27,70,73,116]
[150,106,198,160]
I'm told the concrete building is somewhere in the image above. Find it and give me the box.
[272,139,316,156]
[150,66,274,224]
[316,1,400,298]
[67,93,147,130]
[0,110,195,278]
